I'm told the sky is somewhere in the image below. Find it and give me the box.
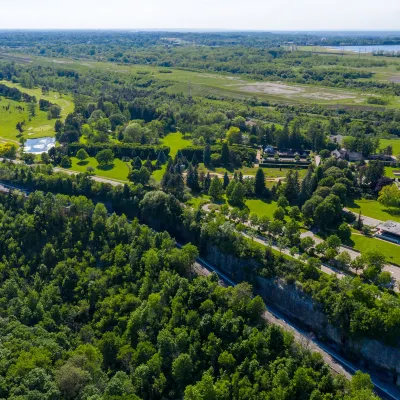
[0,0,399,31]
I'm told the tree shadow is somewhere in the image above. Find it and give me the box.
[97,164,115,171]
[382,208,400,217]
[77,160,89,166]
[344,238,355,247]
[345,198,361,209]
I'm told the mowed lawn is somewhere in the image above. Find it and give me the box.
[380,138,400,156]
[350,234,400,266]
[152,132,192,181]
[346,198,400,223]
[160,132,192,158]
[0,81,74,142]
[245,199,279,217]
[67,157,130,182]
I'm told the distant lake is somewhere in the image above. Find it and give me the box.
[326,45,400,53]
[24,137,55,153]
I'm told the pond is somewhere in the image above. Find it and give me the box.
[326,45,400,53]
[24,137,55,154]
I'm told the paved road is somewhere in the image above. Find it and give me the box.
[245,232,347,279]
[301,231,400,286]
[53,167,125,186]
[191,254,400,400]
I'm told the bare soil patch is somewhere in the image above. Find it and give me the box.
[232,81,357,101]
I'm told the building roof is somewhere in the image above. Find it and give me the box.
[377,220,400,236]
[348,152,363,162]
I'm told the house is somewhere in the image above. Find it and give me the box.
[264,145,275,155]
[375,220,400,245]
[331,149,363,162]
[348,152,364,162]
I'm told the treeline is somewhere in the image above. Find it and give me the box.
[0,83,35,102]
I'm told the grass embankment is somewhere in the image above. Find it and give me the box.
[0,81,74,141]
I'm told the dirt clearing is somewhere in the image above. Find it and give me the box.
[230,82,357,101]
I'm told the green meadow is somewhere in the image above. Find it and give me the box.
[4,54,392,107]
[0,81,74,143]
[67,157,130,182]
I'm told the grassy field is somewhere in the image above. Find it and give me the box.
[68,157,130,182]
[4,53,397,107]
[346,198,400,223]
[380,138,400,156]
[160,132,192,158]
[151,132,192,181]
[384,167,400,179]
[350,234,400,265]
[245,199,279,217]
[0,81,74,142]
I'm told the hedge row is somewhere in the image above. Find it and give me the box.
[67,143,170,160]
[259,163,310,169]
[181,145,257,164]
[262,159,310,165]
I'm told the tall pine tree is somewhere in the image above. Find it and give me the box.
[254,168,266,197]
[203,145,211,167]
[223,172,230,189]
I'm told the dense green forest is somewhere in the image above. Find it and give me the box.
[0,189,378,399]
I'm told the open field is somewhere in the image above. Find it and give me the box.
[68,156,130,182]
[151,132,192,181]
[3,53,398,108]
[346,198,400,223]
[350,234,400,266]
[160,132,192,158]
[245,199,279,217]
[380,138,400,156]
[0,80,73,142]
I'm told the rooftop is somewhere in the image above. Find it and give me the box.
[377,220,400,236]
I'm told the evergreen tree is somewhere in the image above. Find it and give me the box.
[186,163,199,191]
[299,166,314,204]
[239,172,244,183]
[208,177,224,200]
[254,168,266,197]
[284,170,300,204]
[132,156,142,170]
[191,152,199,166]
[276,124,290,149]
[221,143,230,166]
[223,172,230,189]
[144,157,153,172]
[157,150,166,165]
[203,172,212,192]
[229,181,245,206]
[203,145,211,167]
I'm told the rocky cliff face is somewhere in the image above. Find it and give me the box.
[255,277,400,380]
[202,244,400,386]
